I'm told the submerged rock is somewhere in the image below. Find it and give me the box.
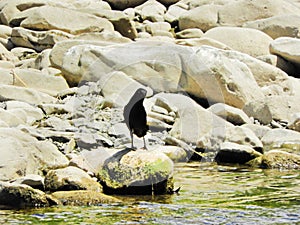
[51,190,120,206]
[98,148,174,195]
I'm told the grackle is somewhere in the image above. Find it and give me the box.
[123,88,149,149]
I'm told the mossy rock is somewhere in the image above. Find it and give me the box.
[97,148,174,195]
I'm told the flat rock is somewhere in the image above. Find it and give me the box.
[12,68,69,96]
[51,190,120,206]
[0,84,56,104]
[203,27,273,57]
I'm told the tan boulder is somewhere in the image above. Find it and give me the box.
[270,37,300,66]
[135,0,166,22]
[11,27,73,52]
[178,4,220,32]
[74,31,132,43]
[243,15,300,39]
[175,37,231,49]
[208,103,252,125]
[19,6,114,35]
[45,166,102,192]
[12,68,69,96]
[203,27,273,57]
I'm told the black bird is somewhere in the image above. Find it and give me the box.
[123,88,149,149]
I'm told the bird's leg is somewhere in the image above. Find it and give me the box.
[130,130,134,149]
[143,136,147,150]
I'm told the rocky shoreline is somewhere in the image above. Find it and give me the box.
[1,0,300,209]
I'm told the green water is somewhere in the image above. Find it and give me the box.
[1,162,299,224]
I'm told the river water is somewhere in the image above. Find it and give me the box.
[1,162,299,224]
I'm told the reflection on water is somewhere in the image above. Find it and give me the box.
[1,162,299,224]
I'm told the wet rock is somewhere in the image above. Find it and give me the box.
[208,103,252,125]
[98,149,174,195]
[203,27,273,57]
[243,15,300,39]
[45,166,102,192]
[0,127,69,181]
[261,150,300,169]
[0,181,55,209]
[51,190,120,206]
[18,6,114,35]
[215,142,262,165]
[11,27,73,52]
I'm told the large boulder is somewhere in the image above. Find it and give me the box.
[243,15,300,39]
[203,27,273,57]
[0,127,69,181]
[98,148,174,195]
[148,93,233,145]
[178,4,221,32]
[54,42,265,109]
